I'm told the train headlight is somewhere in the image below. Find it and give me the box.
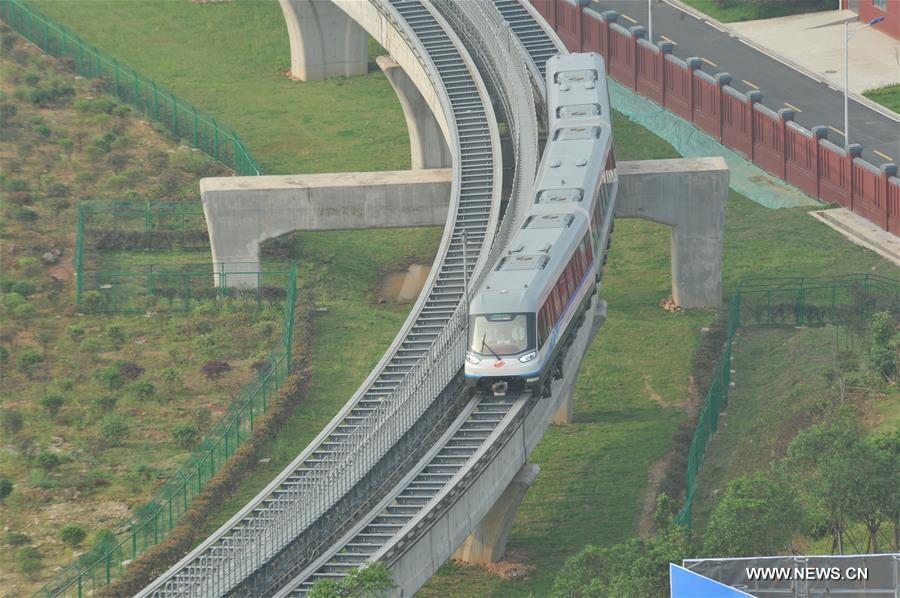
[465,353,481,365]
[519,351,537,363]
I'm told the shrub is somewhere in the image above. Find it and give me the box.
[99,415,128,446]
[147,149,169,172]
[0,346,8,365]
[58,138,74,158]
[12,207,38,222]
[7,190,32,206]
[2,292,26,308]
[66,325,85,342]
[5,179,29,193]
[4,531,30,546]
[1,409,23,435]
[159,367,183,392]
[171,423,199,449]
[12,280,35,296]
[0,102,16,126]
[106,174,129,189]
[201,360,231,381]
[95,366,125,390]
[82,290,107,313]
[0,478,12,500]
[16,546,42,578]
[93,395,118,411]
[130,380,156,402]
[194,406,212,431]
[12,302,36,320]
[39,393,65,418]
[46,181,69,198]
[17,349,44,377]
[106,151,129,174]
[36,451,61,472]
[60,524,87,547]
[106,324,125,348]
[119,361,144,380]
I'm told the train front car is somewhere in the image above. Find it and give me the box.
[465,51,617,397]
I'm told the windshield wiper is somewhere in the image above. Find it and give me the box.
[480,332,502,361]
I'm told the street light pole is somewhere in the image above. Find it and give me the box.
[648,0,653,43]
[843,16,885,148]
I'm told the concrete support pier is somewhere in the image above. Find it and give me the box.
[552,300,608,425]
[614,157,729,308]
[452,464,540,565]
[201,169,452,286]
[377,56,452,169]
[278,0,368,81]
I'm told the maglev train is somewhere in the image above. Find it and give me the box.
[465,52,618,397]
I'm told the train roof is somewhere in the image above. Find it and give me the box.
[546,52,611,130]
[470,210,589,315]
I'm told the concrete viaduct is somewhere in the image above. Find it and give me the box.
[140,1,728,596]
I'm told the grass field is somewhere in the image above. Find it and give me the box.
[29,0,409,176]
[864,84,900,114]
[682,0,835,23]
[9,2,897,595]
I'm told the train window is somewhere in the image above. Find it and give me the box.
[535,188,583,205]
[523,214,575,229]
[497,255,550,271]
[554,69,597,85]
[553,127,601,141]
[556,103,601,119]
[469,313,535,356]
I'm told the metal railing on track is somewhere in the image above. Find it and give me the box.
[138,0,504,595]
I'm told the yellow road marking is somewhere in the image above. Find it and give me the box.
[874,150,894,161]
[828,125,844,136]
[621,13,638,24]
[783,102,802,112]
[660,35,677,45]
[701,57,719,67]
[741,79,759,90]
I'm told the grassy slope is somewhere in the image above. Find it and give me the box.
[863,84,900,114]
[19,1,896,595]
[29,0,409,175]
[682,0,834,23]
[0,40,283,594]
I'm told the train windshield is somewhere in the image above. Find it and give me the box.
[468,313,535,357]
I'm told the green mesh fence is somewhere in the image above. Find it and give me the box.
[39,263,297,597]
[0,0,260,176]
[675,273,900,526]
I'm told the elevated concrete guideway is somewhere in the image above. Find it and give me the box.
[202,157,727,307]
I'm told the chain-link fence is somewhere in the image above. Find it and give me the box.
[0,0,260,176]
[676,273,899,527]
[40,264,297,598]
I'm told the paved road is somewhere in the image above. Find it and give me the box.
[592,0,900,167]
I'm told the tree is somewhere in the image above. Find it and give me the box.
[786,421,862,554]
[130,380,156,402]
[703,471,804,557]
[159,367,183,392]
[16,546,42,579]
[94,366,125,390]
[171,423,199,449]
[39,393,65,418]
[823,350,863,404]
[59,525,87,547]
[850,432,900,552]
[869,311,898,381]
[16,349,44,378]
[37,452,61,472]
[552,495,696,597]
[309,562,396,598]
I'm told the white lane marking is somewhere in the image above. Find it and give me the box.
[828,125,845,136]
[701,57,719,68]
[742,79,759,90]
[621,13,638,24]
[873,150,894,161]
[784,102,802,112]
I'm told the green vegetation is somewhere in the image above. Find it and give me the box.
[29,0,409,175]
[864,84,900,115]
[683,0,834,23]
[310,562,396,598]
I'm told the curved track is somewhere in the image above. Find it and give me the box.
[140,0,504,594]
[141,1,571,596]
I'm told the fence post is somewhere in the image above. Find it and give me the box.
[172,94,178,134]
[213,119,220,160]
[685,57,701,124]
[880,164,897,230]
[133,69,139,107]
[113,58,120,97]
[658,40,674,107]
[152,80,159,119]
[714,73,731,142]
[847,143,862,212]
[93,47,100,79]
[811,126,828,199]
[630,26,646,92]
[777,108,795,181]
